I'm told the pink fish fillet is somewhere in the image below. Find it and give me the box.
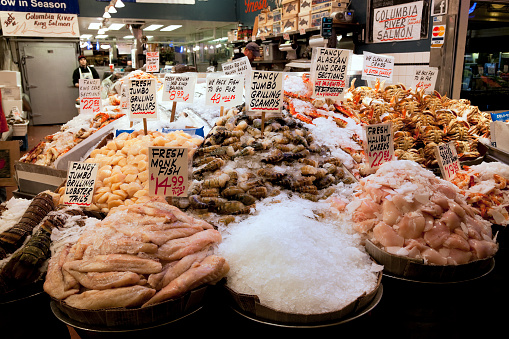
[43,245,80,300]
[156,229,222,261]
[64,285,156,310]
[142,255,229,307]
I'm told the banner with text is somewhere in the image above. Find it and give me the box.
[162,73,197,103]
[247,70,283,112]
[0,0,79,14]
[373,1,423,43]
[0,11,79,37]
[205,74,244,107]
[129,78,157,120]
[311,47,351,99]
[362,51,395,83]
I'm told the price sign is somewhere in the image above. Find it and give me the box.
[363,122,394,169]
[205,74,244,106]
[79,79,101,114]
[162,73,197,103]
[148,147,188,197]
[146,52,159,73]
[411,66,438,94]
[128,78,157,120]
[221,56,252,78]
[310,47,351,99]
[247,70,283,112]
[362,51,395,83]
[299,28,306,35]
[435,142,461,181]
[283,33,290,40]
[120,82,129,110]
[63,161,98,206]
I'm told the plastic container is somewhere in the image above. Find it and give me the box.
[12,121,28,136]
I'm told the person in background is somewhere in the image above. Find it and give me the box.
[0,91,8,203]
[243,42,260,64]
[72,55,100,87]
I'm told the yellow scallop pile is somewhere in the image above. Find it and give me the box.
[56,130,203,214]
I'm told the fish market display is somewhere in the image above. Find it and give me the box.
[176,107,355,224]
[451,162,509,226]
[20,112,124,167]
[55,129,204,214]
[347,160,498,265]
[44,199,229,309]
[216,192,382,315]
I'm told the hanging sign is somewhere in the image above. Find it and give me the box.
[411,66,438,94]
[372,1,423,43]
[146,52,159,73]
[148,147,189,197]
[63,161,98,206]
[363,122,394,170]
[362,51,395,83]
[431,24,446,48]
[221,56,252,78]
[0,0,80,14]
[310,47,351,98]
[247,70,283,112]
[128,78,157,120]
[162,73,196,103]
[79,79,101,114]
[205,74,244,106]
[434,142,460,181]
[0,11,79,37]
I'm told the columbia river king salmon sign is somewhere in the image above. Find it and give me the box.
[373,1,423,43]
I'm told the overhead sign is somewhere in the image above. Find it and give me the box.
[0,0,80,14]
[362,51,394,83]
[206,74,244,107]
[79,79,101,115]
[129,78,157,120]
[411,66,438,94]
[373,1,423,43]
[0,11,79,37]
[311,47,351,98]
[162,73,197,103]
[63,162,98,207]
[148,147,189,197]
[247,70,283,112]
[146,52,159,73]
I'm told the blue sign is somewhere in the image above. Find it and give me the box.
[491,111,509,122]
[0,0,80,14]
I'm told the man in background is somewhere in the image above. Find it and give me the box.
[243,42,260,64]
[72,55,100,87]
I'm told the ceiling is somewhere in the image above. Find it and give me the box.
[78,16,237,45]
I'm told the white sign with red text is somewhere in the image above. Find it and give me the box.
[205,74,244,106]
[79,79,101,114]
[435,142,461,181]
[363,122,394,170]
[162,73,196,103]
[362,51,395,83]
[411,66,438,93]
[0,11,79,38]
[146,52,159,73]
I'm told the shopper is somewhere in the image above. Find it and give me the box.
[72,55,100,87]
[0,91,8,203]
[243,42,260,64]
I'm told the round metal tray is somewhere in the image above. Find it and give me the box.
[229,284,383,329]
[50,301,203,333]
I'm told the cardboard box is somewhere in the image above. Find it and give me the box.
[273,8,282,22]
[273,21,282,35]
[298,13,312,30]
[312,0,349,5]
[282,0,300,18]
[300,0,313,13]
[311,10,331,27]
[266,10,274,26]
[1,99,23,116]
[0,71,21,86]
[0,86,22,100]
[282,15,299,32]
[258,12,267,25]
[312,1,349,13]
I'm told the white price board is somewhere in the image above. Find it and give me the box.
[146,52,159,73]
[79,79,101,114]
[128,78,157,120]
[373,1,423,43]
[148,147,189,197]
[362,51,395,83]
[221,56,252,78]
[411,66,438,93]
[162,73,197,103]
[205,74,244,106]
[435,142,461,181]
[310,48,351,99]
[63,162,98,207]
[363,122,394,170]
[246,70,283,112]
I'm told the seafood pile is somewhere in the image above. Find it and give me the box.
[451,162,509,226]
[54,129,203,215]
[20,112,124,167]
[175,107,355,224]
[44,199,229,309]
[347,160,498,265]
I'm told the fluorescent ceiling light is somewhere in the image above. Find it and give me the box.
[80,34,93,39]
[98,28,106,34]
[123,35,134,39]
[144,24,164,31]
[101,44,111,49]
[108,23,124,30]
[96,35,109,39]
[160,25,182,32]
[115,0,125,8]
[88,22,102,29]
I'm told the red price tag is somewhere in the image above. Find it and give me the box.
[368,150,392,168]
[283,33,290,40]
[153,175,186,196]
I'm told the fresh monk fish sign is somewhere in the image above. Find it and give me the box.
[310,47,351,98]
[373,1,423,43]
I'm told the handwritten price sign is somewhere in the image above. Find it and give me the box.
[146,52,159,73]
[435,142,461,181]
[206,74,244,106]
[311,47,351,98]
[363,122,394,169]
[79,79,101,114]
[362,51,394,83]
[162,74,197,103]
[148,147,188,197]
[129,78,157,120]
[411,66,438,94]
[63,161,98,206]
